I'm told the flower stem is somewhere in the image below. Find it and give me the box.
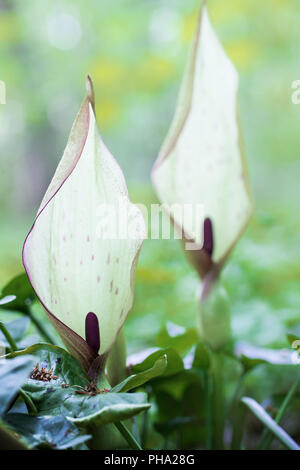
[25,305,57,345]
[230,371,248,450]
[0,321,17,351]
[211,351,225,449]
[141,386,151,448]
[19,389,37,414]
[114,421,142,450]
[106,328,127,387]
[204,370,212,449]
[231,400,247,450]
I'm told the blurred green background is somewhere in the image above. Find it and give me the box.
[0,0,299,354]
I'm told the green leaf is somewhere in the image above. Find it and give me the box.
[131,348,184,377]
[152,369,201,401]
[154,416,197,437]
[236,342,294,370]
[156,322,198,356]
[242,397,300,450]
[287,334,300,346]
[23,381,150,426]
[112,355,168,392]
[6,343,89,387]
[0,273,36,313]
[0,355,36,416]
[8,343,150,427]
[70,392,150,427]
[192,341,210,370]
[0,318,30,348]
[4,414,91,450]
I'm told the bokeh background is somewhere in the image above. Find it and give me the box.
[1,0,300,357]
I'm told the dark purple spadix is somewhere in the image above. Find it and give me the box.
[85,312,100,353]
[203,217,214,257]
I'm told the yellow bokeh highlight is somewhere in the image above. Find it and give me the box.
[209,0,254,25]
[89,53,176,128]
[181,3,260,72]
[0,13,21,43]
[95,99,121,130]
[181,1,253,42]
[137,266,175,284]
[225,39,259,71]
[135,55,176,92]
[264,0,290,7]
[181,10,198,43]
[89,59,128,91]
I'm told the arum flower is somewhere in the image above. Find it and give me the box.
[151,1,252,280]
[23,77,146,376]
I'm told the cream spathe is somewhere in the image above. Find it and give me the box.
[152,2,252,277]
[23,77,146,371]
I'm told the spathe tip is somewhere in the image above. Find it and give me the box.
[86,74,95,114]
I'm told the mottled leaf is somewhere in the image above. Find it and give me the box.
[23,382,150,427]
[6,343,89,387]
[7,343,150,427]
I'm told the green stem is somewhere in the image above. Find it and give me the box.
[141,386,151,448]
[131,416,140,443]
[275,375,300,423]
[19,389,37,414]
[25,305,57,345]
[95,370,111,390]
[204,370,212,449]
[114,421,142,450]
[0,322,17,351]
[259,374,300,450]
[231,402,247,450]
[211,351,225,449]
[230,371,248,450]
[106,328,127,387]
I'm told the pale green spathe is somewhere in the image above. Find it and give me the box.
[152,4,252,263]
[23,93,146,355]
